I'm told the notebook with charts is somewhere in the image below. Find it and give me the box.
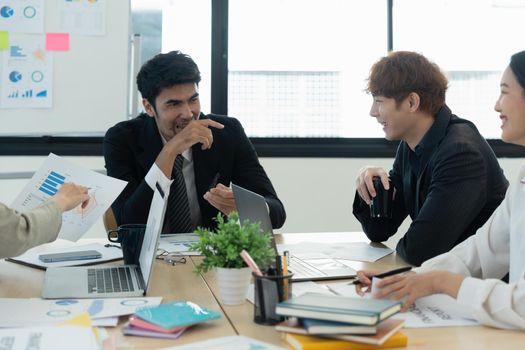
[232,183,356,282]
[41,183,168,299]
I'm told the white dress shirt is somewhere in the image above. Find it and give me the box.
[144,146,202,231]
[416,165,525,329]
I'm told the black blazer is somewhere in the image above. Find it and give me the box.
[353,106,509,266]
[103,113,286,230]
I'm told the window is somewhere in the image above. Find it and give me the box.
[131,0,212,113]
[228,0,387,137]
[393,0,525,138]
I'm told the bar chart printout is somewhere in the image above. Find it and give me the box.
[39,170,65,196]
[11,153,127,241]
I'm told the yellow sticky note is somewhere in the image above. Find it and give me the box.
[0,31,8,49]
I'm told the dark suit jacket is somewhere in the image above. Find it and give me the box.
[103,113,286,230]
[353,105,509,266]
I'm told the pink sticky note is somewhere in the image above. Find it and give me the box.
[46,33,70,51]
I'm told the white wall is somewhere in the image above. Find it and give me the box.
[1,156,523,249]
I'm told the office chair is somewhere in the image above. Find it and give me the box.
[103,207,118,232]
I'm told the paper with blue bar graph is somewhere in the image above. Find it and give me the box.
[11,153,127,241]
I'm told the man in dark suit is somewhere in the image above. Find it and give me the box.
[353,51,508,266]
[104,51,285,232]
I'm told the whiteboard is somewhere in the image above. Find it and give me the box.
[0,0,131,136]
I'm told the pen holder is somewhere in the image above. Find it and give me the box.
[253,272,294,325]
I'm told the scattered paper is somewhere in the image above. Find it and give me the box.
[0,326,98,350]
[160,335,286,350]
[393,294,479,328]
[278,242,393,262]
[9,242,122,269]
[323,281,362,298]
[92,317,118,327]
[11,153,127,241]
[246,281,334,304]
[325,281,479,328]
[0,297,162,328]
[158,233,200,255]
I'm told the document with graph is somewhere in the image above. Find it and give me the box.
[11,153,127,241]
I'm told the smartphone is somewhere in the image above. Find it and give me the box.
[38,250,102,263]
[208,172,220,190]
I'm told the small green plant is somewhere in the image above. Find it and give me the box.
[190,212,276,274]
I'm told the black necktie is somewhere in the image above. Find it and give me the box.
[165,155,193,233]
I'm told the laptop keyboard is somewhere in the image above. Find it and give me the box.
[288,256,326,278]
[87,267,135,294]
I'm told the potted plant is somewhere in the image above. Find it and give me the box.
[190,212,276,305]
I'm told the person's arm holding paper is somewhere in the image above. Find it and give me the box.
[0,183,90,258]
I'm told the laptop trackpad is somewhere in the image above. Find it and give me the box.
[42,267,89,298]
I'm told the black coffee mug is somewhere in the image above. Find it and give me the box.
[107,224,146,265]
[370,176,393,218]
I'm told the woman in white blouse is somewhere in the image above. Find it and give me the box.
[356,50,525,330]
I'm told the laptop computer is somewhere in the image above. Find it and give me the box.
[232,183,357,282]
[41,183,168,299]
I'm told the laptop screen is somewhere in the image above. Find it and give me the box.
[138,183,168,289]
[232,183,273,234]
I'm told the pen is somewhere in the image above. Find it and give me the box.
[282,251,289,300]
[275,254,283,276]
[240,249,263,277]
[349,266,412,285]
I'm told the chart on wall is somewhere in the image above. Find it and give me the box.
[0,0,44,33]
[0,33,52,108]
[59,0,106,36]
[0,0,129,135]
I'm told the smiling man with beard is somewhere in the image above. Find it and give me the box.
[104,51,285,233]
[353,51,508,266]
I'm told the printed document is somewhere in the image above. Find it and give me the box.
[11,153,127,241]
[160,335,286,350]
[0,326,98,350]
[0,297,162,327]
[326,281,479,328]
[158,233,200,255]
[277,242,393,262]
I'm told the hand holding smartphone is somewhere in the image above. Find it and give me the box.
[208,172,220,190]
[38,250,102,263]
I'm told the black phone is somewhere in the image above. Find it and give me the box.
[38,250,102,263]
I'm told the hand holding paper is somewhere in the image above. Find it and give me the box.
[11,153,127,241]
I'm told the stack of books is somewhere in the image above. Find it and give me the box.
[275,293,407,350]
[122,300,221,339]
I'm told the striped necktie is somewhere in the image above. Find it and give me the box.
[165,155,193,233]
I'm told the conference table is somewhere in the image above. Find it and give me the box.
[1,232,524,349]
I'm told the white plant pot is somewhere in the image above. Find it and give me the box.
[215,267,252,305]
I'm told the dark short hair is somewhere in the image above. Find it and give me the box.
[366,51,448,115]
[137,51,201,106]
[510,50,525,96]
